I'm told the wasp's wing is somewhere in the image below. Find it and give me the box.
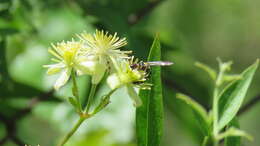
[146,61,173,66]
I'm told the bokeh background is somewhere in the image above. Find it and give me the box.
[0,0,259,146]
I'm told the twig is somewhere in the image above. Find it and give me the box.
[0,136,8,145]
[163,78,193,97]
[128,0,164,25]
[11,136,24,146]
[0,112,21,145]
[0,90,58,145]
[14,90,56,120]
[238,95,260,116]
[163,77,211,110]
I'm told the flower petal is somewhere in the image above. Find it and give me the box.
[76,60,96,75]
[126,84,142,107]
[44,63,65,75]
[107,73,121,90]
[54,68,71,90]
[92,62,106,84]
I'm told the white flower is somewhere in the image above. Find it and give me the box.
[106,58,150,107]
[77,30,131,84]
[44,40,90,90]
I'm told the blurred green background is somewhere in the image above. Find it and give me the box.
[0,0,259,146]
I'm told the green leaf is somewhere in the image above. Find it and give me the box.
[217,127,253,141]
[71,72,79,98]
[223,74,242,83]
[176,93,210,135]
[202,136,210,146]
[218,60,259,130]
[136,35,163,146]
[92,89,115,115]
[136,86,151,146]
[224,118,241,146]
[195,61,217,80]
[68,97,78,108]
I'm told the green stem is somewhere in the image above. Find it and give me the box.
[92,88,117,115]
[71,70,82,111]
[57,84,111,146]
[215,69,224,87]
[84,84,97,113]
[202,136,209,146]
[58,117,85,146]
[212,88,220,146]
[213,87,219,136]
[213,140,218,146]
[212,67,224,146]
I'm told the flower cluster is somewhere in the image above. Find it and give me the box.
[44,30,149,106]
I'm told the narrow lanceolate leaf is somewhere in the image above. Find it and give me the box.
[68,97,77,107]
[195,61,217,80]
[176,93,210,135]
[136,36,163,146]
[224,118,241,146]
[68,97,80,112]
[218,60,259,130]
[218,127,253,141]
[136,89,151,146]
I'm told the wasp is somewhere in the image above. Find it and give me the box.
[129,57,173,85]
[130,58,173,72]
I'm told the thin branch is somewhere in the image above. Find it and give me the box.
[238,95,260,116]
[0,90,58,145]
[14,90,56,120]
[11,136,24,146]
[163,77,212,110]
[0,113,19,145]
[163,78,193,97]
[0,136,9,145]
[128,0,164,25]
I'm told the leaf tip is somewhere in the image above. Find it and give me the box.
[155,32,160,39]
[250,59,259,71]
[255,58,259,65]
[176,93,184,100]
